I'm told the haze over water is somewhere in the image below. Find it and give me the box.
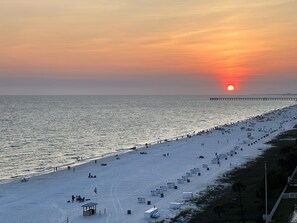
[0,95,295,182]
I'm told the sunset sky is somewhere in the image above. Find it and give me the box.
[0,0,296,95]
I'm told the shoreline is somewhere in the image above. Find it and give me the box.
[0,104,296,223]
[2,104,295,185]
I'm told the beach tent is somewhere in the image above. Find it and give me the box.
[81,202,98,216]
[144,207,159,220]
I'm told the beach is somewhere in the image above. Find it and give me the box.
[0,104,296,223]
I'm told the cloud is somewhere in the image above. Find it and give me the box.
[0,0,296,94]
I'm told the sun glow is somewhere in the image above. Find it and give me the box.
[227,84,235,92]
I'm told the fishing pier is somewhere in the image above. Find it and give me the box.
[210,97,297,101]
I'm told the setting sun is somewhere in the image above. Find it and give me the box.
[227,84,235,92]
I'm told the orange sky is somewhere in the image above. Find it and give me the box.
[0,0,296,94]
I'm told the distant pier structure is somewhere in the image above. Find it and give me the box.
[210,97,297,101]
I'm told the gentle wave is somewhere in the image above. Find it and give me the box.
[0,95,295,182]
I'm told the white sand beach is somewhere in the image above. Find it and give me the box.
[0,105,296,223]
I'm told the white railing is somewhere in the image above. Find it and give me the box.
[282,193,297,199]
[266,185,288,222]
[268,166,297,222]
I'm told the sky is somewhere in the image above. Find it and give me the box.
[0,0,296,95]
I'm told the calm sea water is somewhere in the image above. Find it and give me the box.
[0,95,295,182]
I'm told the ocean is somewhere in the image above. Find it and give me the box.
[0,95,295,182]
